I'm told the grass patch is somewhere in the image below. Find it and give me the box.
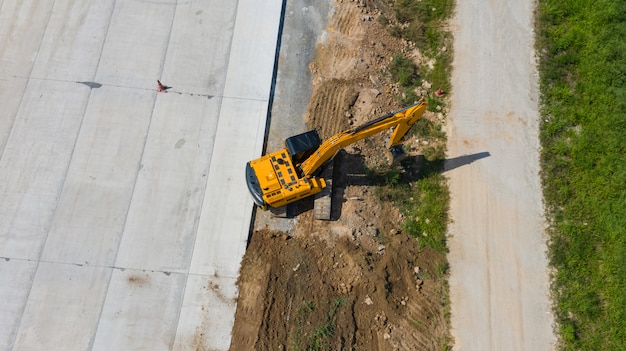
[292,298,347,351]
[369,157,449,253]
[393,0,454,53]
[375,0,454,254]
[390,0,454,109]
[402,170,449,253]
[410,117,446,140]
[389,54,420,87]
[536,0,626,349]
[372,1,454,350]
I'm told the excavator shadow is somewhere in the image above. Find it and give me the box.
[288,150,490,219]
[443,152,491,172]
[334,150,491,219]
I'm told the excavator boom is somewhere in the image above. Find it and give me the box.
[246,100,427,210]
[299,102,427,176]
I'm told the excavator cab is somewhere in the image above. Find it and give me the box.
[246,130,326,210]
[285,130,322,165]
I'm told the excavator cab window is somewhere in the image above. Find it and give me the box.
[285,130,322,164]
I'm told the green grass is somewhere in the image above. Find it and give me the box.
[536,0,626,349]
[368,157,449,253]
[377,0,453,253]
[291,298,346,351]
[373,2,454,350]
[402,169,449,252]
[382,0,454,109]
[410,117,446,140]
[309,298,345,351]
[389,54,420,87]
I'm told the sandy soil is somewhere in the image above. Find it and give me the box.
[446,0,555,350]
[230,1,450,350]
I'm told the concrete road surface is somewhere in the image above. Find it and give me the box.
[0,0,282,350]
[447,0,556,350]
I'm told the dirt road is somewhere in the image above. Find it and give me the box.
[446,1,556,350]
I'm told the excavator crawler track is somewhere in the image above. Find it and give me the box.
[313,160,334,220]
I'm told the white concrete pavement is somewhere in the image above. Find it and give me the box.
[0,0,282,350]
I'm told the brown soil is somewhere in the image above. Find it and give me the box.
[231,1,449,350]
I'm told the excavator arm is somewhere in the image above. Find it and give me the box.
[298,101,427,176]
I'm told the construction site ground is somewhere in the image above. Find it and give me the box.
[231,0,554,350]
[231,1,450,350]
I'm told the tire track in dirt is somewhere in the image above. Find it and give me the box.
[334,4,365,37]
[313,2,371,81]
[308,79,358,138]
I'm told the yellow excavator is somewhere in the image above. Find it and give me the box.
[246,100,427,212]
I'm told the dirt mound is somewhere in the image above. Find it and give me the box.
[232,224,446,351]
[230,1,449,350]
